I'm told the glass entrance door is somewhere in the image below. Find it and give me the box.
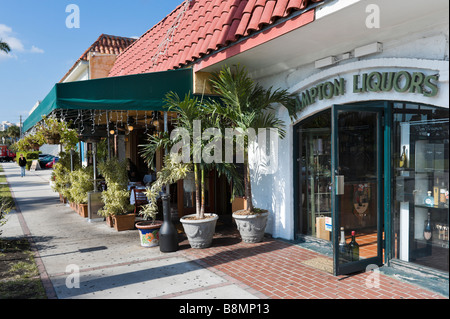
[332,105,385,276]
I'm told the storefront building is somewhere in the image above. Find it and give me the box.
[109,0,449,276]
[146,0,447,276]
[23,0,448,277]
[241,1,449,276]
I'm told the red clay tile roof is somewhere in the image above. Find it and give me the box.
[60,34,136,82]
[109,0,323,77]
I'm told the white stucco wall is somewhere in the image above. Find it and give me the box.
[251,22,449,240]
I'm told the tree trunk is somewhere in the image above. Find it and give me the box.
[200,168,205,219]
[194,163,201,219]
[245,161,254,212]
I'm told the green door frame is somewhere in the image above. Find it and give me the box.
[331,102,390,276]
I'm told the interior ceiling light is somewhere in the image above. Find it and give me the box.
[152,111,160,126]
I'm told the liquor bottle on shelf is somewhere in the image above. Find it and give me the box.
[439,182,448,208]
[424,191,434,207]
[433,178,440,207]
[423,212,432,241]
[399,145,407,168]
[339,227,349,263]
[349,231,360,262]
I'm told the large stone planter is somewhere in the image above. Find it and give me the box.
[232,210,269,243]
[180,214,218,249]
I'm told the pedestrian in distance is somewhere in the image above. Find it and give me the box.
[18,154,27,177]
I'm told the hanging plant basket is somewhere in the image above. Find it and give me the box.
[44,133,61,145]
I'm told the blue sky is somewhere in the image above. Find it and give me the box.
[0,0,182,125]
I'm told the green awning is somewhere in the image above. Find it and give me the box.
[23,68,193,132]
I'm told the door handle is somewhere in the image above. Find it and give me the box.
[336,175,344,195]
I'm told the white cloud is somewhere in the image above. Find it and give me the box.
[0,24,44,60]
[30,45,44,54]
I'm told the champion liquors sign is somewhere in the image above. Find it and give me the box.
[297,69,440,109]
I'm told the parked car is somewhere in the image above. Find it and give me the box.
[39,155,56,167]
[46,157,59,169]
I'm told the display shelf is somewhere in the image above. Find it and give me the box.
[415,204,449,210]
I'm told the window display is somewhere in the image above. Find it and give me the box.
[296,110,332,240]
[392,103,449,273]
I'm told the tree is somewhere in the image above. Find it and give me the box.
[6,125,20,141]
[209,64,298,213]
[140,92,243,220]
[0,40,11,54]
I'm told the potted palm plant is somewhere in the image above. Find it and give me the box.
[209,64,298,243]
[140,93,242,248]
[97,158,135,231]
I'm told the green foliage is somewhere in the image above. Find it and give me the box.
[58,151,81,171]
[35,116,79,150]
[51,152,80,201]
[97,158,130,217]
[97,186,130,217]
[52,162,72,201]
[140,154,192,221]
[14,152,40,171]
[0,40,11,53]
[98,157,128,189]
[12,134,44,152]
[209,64,298,212]
[69,167,94,204]
[1,198,11,236]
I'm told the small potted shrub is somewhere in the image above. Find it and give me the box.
[135,154,191,247]
[69,167,94,218]
[98,158,135,231]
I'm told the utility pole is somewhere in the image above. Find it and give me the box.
[19,115,22,139]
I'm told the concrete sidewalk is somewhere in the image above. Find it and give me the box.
[1,162,262,299]
[1,162,448,300]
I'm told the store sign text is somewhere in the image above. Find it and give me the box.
[298,70,439,109]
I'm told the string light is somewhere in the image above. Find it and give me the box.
[91,109,96,134]
[80,110,84,133]
[144,111,148,134]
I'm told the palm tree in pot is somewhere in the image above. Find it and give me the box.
[140,92,242,248]
[209,64,298,242]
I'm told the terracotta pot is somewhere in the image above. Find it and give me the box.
[59,193,66,204]
[135,221,163,247]
[112,213,136,232]
[106,215,114,228]
[78,203,88,218]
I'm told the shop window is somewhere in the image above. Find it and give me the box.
[392,103,449,273]
[296,110,332,240]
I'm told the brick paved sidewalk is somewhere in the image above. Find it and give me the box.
[180,226,447,299]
